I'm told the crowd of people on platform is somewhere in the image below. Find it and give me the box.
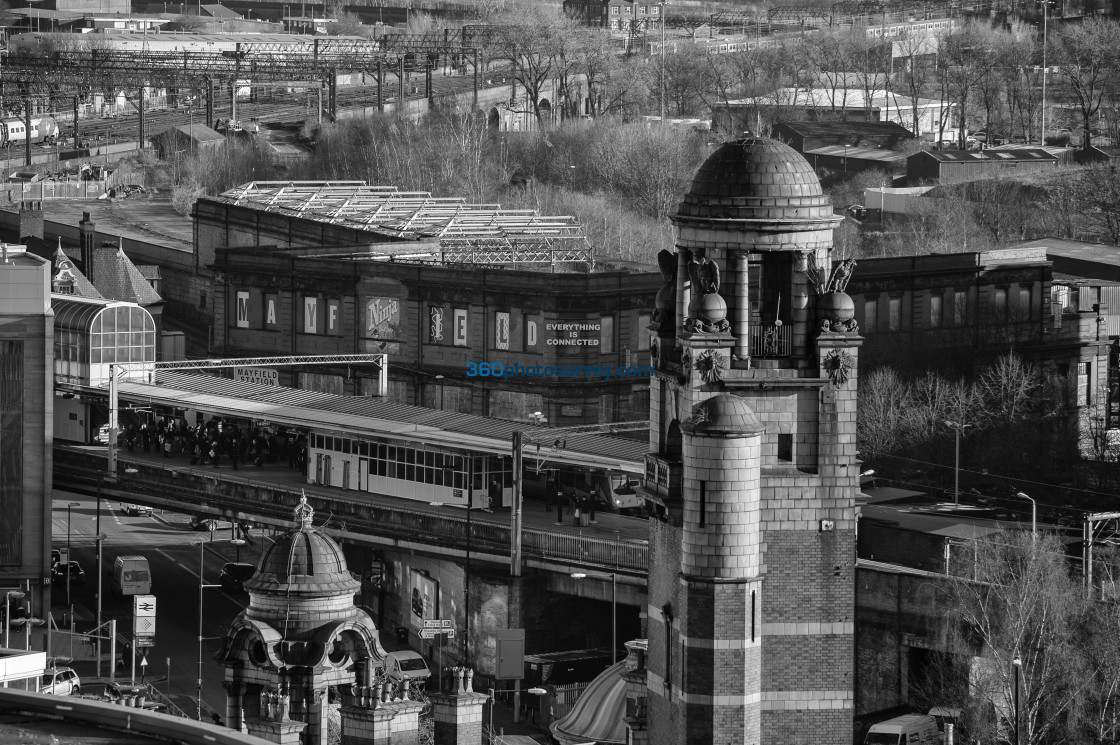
[119,418,308,472]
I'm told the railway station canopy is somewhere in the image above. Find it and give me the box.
[115,371,647,473]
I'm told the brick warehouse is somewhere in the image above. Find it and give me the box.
[211,243,660,425]
[636,138,858,744]
[197,182,659,425]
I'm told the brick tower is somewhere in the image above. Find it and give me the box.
[640,138,860,745]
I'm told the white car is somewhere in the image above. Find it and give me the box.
[381,651,431,685]
[40,667,80,695]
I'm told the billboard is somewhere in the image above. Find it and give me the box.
[409,568,437,628]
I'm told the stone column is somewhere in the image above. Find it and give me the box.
[305,685,328,745]
[223,681,246,732]
[731,251,752,362]
[676,248,691,334]
[430,691,490,745]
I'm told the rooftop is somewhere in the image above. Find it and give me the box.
[210,181,596,272]
[918,148,1058,163]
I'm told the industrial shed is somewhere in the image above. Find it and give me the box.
[906,148,1058,185]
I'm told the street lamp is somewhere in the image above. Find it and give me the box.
[944,420,973,505]
[571,572,617,665]
[1012,654,1022,745]
[66,501,81,601]
[658,1,670,123]
[192,539,224,721]
[1013,492,1037,538]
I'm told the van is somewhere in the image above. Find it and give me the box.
[112,555,151,596]
[864,714,941,745]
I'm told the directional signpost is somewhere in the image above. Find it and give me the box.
[419,620,455,691]
[132,595,156,677]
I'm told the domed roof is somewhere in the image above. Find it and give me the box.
[244,495,361,596]
[681,394,765,436]
[676,137,836,222]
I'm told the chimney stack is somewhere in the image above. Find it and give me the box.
[79,211,96,283]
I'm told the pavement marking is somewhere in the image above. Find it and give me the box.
[151,548,201,583]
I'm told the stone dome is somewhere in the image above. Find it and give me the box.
[244,495,361,597]
[682,394,765,436]
[676,137,836,222]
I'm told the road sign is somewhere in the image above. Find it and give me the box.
[441,620,453,629]
[135,638,155,648]
[420,628,455,640]
[135,617,155,635]
[422,620,442,629]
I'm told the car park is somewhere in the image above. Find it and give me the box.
[219,562,256,592]
[40,667,80,695]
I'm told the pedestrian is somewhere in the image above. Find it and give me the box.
[210,441,219,468]
[230,439,239,470]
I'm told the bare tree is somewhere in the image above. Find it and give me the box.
[1053,17,1120,153]
[1076,164,1120,245]
[929,531,1091,745]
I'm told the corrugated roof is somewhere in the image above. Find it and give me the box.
[52,295,122,333]
[921,148,1058,163]
[117,372,648,472]
[804,145,907,162]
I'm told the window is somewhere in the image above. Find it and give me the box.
[303,296,320,334]
[495,311,510,350]
[993,287,1008,322]
[888,296,902,332]
[600,315,615,353]
[1080,362,1092,406]
[638,314,651,351]
[1018,285,1032,319]
[623,5,631,13]
[953,290,968,327]
[929,294,942,329]
[638,5,646,12]
[236,291,250,328]
[651,4,659,13]
[327,299,342,336]
[263,293,279,330]
[864,297,878,333]
[453,309,468,346]
[611,5,618,12]
[777,433,793,462]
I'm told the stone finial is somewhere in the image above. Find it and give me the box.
[294,492,314,529]
[465,668,475,693]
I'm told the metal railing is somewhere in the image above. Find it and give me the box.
[55,450,649,575]
[750,322,793,357]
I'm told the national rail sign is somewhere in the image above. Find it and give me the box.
[133,595,156,638]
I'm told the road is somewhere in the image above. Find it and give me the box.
[50,489,258,721]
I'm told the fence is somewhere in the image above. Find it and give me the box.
[2,180,106,202]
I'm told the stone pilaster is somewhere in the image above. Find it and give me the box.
[245,717,306,745]
[384,699,425,745]
[340,705,395,745]
[430,691,489,745]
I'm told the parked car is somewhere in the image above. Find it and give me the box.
[51,549,61,567]
[40,667,81,695]
[122,503,152,517]
[189,515,217,531]
[52,560,86,586]
[380,651,431,685]
[219,562,256,593]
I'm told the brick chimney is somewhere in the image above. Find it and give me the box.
[79,211,96,282]
[18,200,44,242]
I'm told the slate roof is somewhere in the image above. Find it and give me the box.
[774,120,915,139]
[136,265,162,281]
[90,241,163,307]
[51,240,102,299]
[918,148,1057,163]
[156,124,225,144]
